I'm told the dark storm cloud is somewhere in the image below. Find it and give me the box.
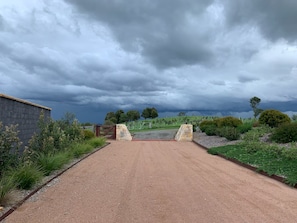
[224,0,297,42]
[65,0,215,69]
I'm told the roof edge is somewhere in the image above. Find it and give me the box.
[0,94,52,111]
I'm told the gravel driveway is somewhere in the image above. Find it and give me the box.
[5,141,297,223]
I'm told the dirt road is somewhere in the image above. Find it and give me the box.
[4,141,297,223]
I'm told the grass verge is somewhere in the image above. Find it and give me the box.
[208,144,297,187]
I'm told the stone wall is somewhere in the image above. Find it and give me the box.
[0,94,51,148]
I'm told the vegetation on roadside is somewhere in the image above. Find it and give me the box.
[208,119,297,187]
[0,113,106,206]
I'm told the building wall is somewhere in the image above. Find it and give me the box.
[0,94,51,148]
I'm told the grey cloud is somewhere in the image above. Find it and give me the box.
[0,15,4,30]
[210,80,225,86]
[224,0,297,42]
[65,0,215,69]
[238,75,259,83]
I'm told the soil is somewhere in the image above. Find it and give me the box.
[3,140,297,223]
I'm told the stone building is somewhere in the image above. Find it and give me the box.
[0,93,51,148]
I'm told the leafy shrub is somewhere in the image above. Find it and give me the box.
[242,126,272,142]
[259,109,291,128]
[83,129,95,140]
[204,125,217,136]
[199,120,216,132]
[271,123,297,143]
[12,164,43,190]
[218,127,240,141]
[0,122,22,176]
[216,116,243,128]
[237,122,253,134]
[29,112,83,154]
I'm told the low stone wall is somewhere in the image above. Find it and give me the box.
[116,124,132,141]
[0,94,51,149]
[175,124,193,141]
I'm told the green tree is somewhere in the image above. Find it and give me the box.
[126,110,140,121]
[115,110,124,124]
[105,112,115,120]
[141,108,151,119]
[119,113,128,123]
[250,96,263,118]
[151,107,158,119]
[141,107,158,119]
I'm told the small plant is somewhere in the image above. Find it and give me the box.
[35,152,70,176]
[237,122,253,134]
[219,126,240,141]
[0,175,15,205]
[12,164,43,190]
[86,137,106,148]
[271,123,297,143]
[83,129,95,140]
[259,109,291,128]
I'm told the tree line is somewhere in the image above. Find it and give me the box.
[104,107,158,124]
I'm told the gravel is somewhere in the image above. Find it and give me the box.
[193,131,241,148]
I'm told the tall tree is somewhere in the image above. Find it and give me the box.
[115,110,124,124]
[127,110,140,121]
[250,96,263,118]
[104,112,117,124]
[151,107,158,119]
[141,108,151,119]
[141,107,158,119]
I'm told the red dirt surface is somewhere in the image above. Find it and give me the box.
[4,141,297,223]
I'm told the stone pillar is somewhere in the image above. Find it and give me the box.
[116,124,132,141]
[175,124,193,141]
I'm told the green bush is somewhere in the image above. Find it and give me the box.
[12,164,43,190]
[216,116,243,128]
[271,123,297,143]
[199,120,216,132]
[218,127,240,141]
[204,125,217,136]
[242,126,272,142]
[0,122,22,175]
[259,109,291,128]
[237,122,253,134]
[83,129,95,140]
[29,112,84,154]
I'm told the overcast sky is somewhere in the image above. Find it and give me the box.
[1,0,297,123]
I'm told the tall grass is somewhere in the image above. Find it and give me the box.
[0,175,15,205]
[11,164,44,190]
[35,152,71,176]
